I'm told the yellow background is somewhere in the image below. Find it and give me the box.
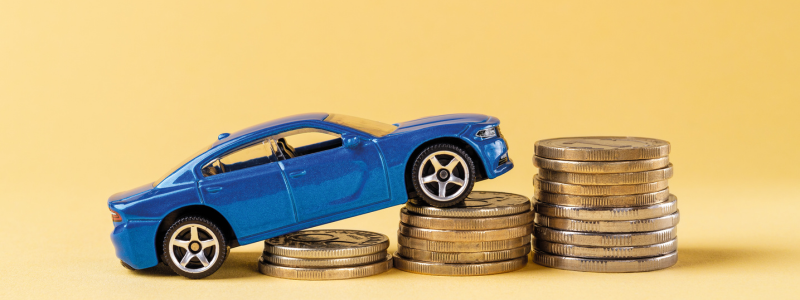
[2,1,799,299]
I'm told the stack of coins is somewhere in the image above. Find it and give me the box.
[258,229,393,280]
[393,191,533,276]
[531,137,679,272]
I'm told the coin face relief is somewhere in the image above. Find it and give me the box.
[406,191,531,218]
[534,137,670,161]
[264,230,390,258]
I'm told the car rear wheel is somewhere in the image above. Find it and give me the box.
[162,216,227,279]
[411,143,476,207]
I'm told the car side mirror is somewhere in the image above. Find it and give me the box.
[343,135,360,149]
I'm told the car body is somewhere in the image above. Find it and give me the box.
[109,113,513,270]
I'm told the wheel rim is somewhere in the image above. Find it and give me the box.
[168,224,220,273]
[418,150,470,202]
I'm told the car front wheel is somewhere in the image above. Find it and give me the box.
[162,216,227,279]
[411,143,476,207]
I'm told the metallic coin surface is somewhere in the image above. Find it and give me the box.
[538,164,674,185]
[535,211,680,233]
[398,223,533,242]
[263,230,389,258]
[533,195,678,221]
[260,251,387,268]
[534,188,670,207]
[534,156,670,174]
[533,250,677,272]
[397,233,531,252]
[535,238,677,259]
[400,208,534,230]
[534,137,670,161]
[534,225,677,247]
[397,244,531,263]
[393,253,528,276]
[406,191,531,218]
[258,254,393,280]
[534,175,669,196]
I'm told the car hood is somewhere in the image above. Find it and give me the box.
[392,114,490,133]
[108,182,154,203]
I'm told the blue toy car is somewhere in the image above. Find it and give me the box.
[108,113,513,278]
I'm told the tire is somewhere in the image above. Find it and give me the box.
[411,143,476,207]
[162,216,228,279]
[120,260,136,271]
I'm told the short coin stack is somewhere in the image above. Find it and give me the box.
[393,191,533,275]
[531,137,679,272]
[258,229,393,280]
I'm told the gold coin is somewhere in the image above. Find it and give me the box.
[396,244,531,263]
[533,195,678,221]
[400,208,534,230]
[260,251,387,268]
[534,188,670,207]
[538,164,673,185]
[258,254,393,280]
[535,211,680,233]
[534,137,670,161]
[263,230,389,258]
[533,250,677,273]
[534,238,677,259]
[534,175,669,196]
[398,223,533,242]
[533,156,670,173]
[393,252,528,276]
[406,191,531,218]
[534,225,677,247]
[398,233,531,252]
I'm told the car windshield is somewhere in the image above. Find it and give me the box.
[153,143,213,187]
[324,113,397,137]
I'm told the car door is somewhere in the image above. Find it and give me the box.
[275,127,391,222]
[197,138,297,239]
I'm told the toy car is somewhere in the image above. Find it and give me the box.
[108,113,513,278]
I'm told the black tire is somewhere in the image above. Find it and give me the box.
[162,216,227,279]
[120,260,136,271]
[411,143,476,207]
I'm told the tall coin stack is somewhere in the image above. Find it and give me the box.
[531,137,679,272]
[258,229,393,280]
[393,191,533,276]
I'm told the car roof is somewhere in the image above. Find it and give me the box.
[211,112,329,147]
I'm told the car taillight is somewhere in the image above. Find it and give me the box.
[110,208,122,222]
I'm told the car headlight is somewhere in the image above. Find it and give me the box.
[475,126,497,139]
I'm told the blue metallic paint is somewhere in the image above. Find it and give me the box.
[109,113,513,269]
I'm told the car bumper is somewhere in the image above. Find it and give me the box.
[480,138,513,179]
[110,219,161,269]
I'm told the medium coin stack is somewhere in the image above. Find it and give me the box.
[393,191,533,276]
[258,229,393,280]
[531,137,679,272]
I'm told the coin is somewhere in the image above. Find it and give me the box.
[533,156,670,174]
[400,208,534,230]
[534,137,670,161]
[534,225,677,247]
[533,195,678,221]
[534,175,669,196]
[538,164,674,185]
[393,253,528,276]
[260,251,388,268]
[535,211,680,233]
[397,244,531,263]
[406,191,531,218]
[535,238,677,259]
[532,250,677,272]
[258,254,393,280]
[398,233,531,252]
[534,188,670,207]
[398,223,533,242]
[263,230,389,258]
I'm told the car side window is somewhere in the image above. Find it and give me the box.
[202,139,275,177]
[272,128,342,160]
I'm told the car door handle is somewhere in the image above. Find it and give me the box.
[206,187,223,193]
[289,170,307,178]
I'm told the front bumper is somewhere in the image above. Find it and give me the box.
[110,219,161,269]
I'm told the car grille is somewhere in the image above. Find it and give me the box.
[498,155,509,166]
